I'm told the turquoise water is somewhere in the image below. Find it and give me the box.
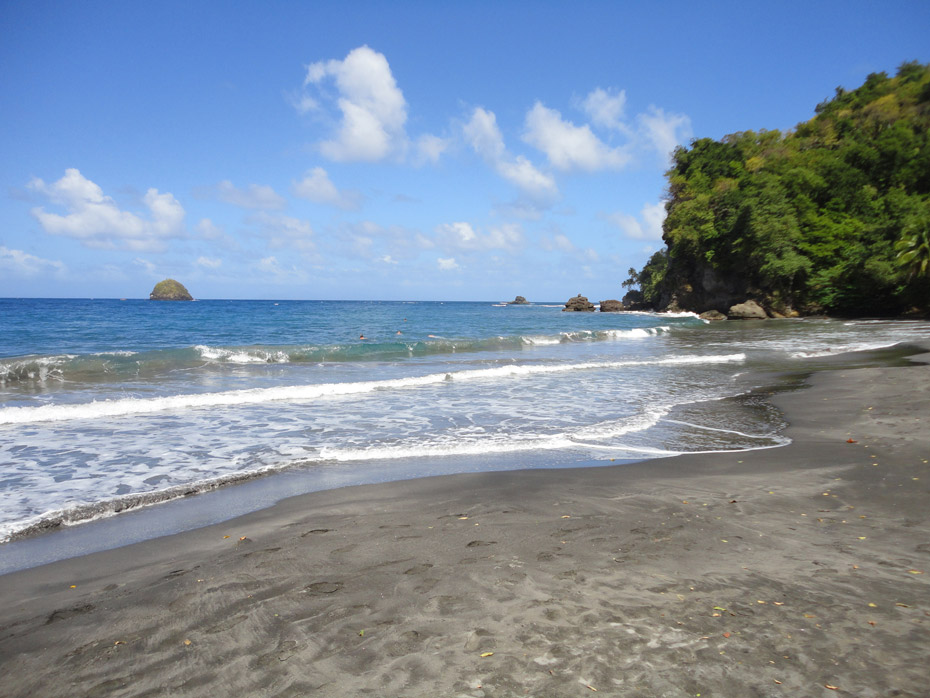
[2,297,929,543]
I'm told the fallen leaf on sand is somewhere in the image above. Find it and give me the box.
[825,684,839,690]
[713,606,727,611]
[561,515,571,519]
[773,679,782,684]
[846,438,857,443]
[480,652,494,657]
[774,602,785,606]
[723,632,731,638]
[896,603,911,608]
[458,516,469,520]
[908,570,923,574]
[183,639,192,646]
[585,685,597,692]
[868,603,877,608]
[223,535,230,539]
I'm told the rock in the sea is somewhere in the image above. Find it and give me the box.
[149,279,193,301]
[508,295,529,305]
[727,299,767,319]
[599,299,624,312]
[699,309,727,321]
[563,294,596,312]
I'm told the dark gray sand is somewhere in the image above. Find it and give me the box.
[1,355,928,697]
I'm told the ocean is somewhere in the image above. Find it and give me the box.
[3,298,930,559]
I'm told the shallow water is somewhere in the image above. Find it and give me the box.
[2,298,929,546]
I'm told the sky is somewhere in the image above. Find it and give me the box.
[2,1,928,301]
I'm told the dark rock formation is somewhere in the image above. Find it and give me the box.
[622,289,649,311]
[563,294,595,312]
[599,299,624,312]
[149,279,193,301]
[727,300,767,319]
[699,310,727,321]
[508,296,529,305]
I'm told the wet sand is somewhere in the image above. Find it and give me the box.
[1,351,928,697]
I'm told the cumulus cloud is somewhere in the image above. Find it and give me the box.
[252,212,316,252]
[292,167,362,210]
[435,221,524,251]
[301,46,408,162]
[607,201,667,240]
[414,134,449,165]
[637,106,692,162]
[463,107,557,201]
[215,181,286,209]
[0,246,66,276]
[581,87,628,131]
[437,257,459,271]
[196,218,224,239]
[523,101,629,171]
[255,255,309,282]
[196,256,222,269]
[28,168,184,251]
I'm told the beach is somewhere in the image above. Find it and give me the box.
[1,348,928,697]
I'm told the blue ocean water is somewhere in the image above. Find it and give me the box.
[2,297,930,544]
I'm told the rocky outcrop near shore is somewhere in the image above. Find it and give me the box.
[727,299,767,319]
[563,294,595,312]
[508,296,529,305]
[149,279,193,301]
[599,299,624,312]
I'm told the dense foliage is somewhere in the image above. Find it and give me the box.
[636,61,930,315]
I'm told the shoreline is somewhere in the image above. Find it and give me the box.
[1,347,928,696]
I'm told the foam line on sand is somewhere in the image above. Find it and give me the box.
[0,350,928,697]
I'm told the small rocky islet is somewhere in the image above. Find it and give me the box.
[149,279,193,301]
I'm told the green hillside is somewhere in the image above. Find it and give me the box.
[632,61,930,316]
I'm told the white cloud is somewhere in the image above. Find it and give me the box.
[28,169,184,251]
[303,46,408,162]
[435,221,524,251]
[196,218,224,239]
[581,87,628,131]
[253,212,316,252]
[637,106,692,161]
[552,234,576,252]
[133,257,157,274]
[292,167,361,210]
[380,255,398,265]
[414,134,449,165]
[463,107,557,201]
[0,246,65,276]
[255,255,308,282]
[607,201,667,240]
[463,107,506,161]
[196,256,222,269]
[523,101,629,171]
[437,257,459,270]
[215,180,286,209]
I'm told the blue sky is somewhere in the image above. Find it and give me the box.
[2,1,928,301]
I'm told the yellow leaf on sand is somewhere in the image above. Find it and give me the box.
[908,570,923,574]
[825,684,839,690]
[183,639,192,646]
[480,652,494,657]
[868,603,877,608]
[561,515,571,519]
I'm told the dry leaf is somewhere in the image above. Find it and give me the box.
[825,685,838,690]
[585,685,598,692]
[480,652,494,657]
[183,639,192,646]
[561,515,571,519]
[868,603,877,608]
[907,570,923,575]
[773,679,782,684]
[774,602,785,606]
[895,603,911,608]
[723,632,731,638]
[846,438,857,443]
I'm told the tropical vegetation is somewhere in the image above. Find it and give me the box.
[630,61,930,316]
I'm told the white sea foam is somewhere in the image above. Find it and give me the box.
[0,353,746,425]
[789,340,900,359]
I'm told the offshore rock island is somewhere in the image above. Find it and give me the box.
[149,279,193,301]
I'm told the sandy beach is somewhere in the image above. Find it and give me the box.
[1,349,928,697]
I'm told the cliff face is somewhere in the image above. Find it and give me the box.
[149,279,193,301]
